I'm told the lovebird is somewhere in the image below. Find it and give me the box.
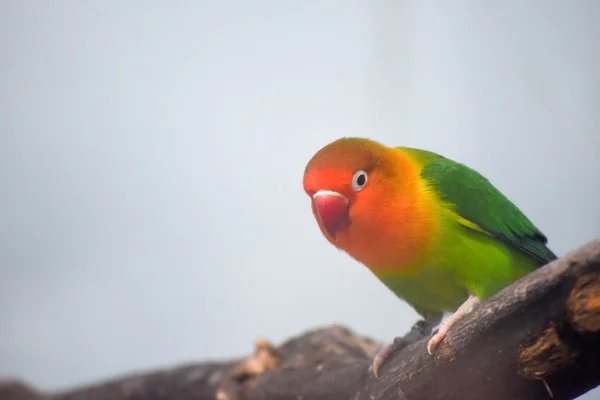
[302,137,556,377]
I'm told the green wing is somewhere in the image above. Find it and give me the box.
[403,147,557,264]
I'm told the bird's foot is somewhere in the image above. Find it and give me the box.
[371,320,437,378]
[427,294,481,355]
[372,337,408,378]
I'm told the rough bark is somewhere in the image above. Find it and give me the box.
[1,239,599,400]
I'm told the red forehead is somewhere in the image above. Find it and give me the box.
[303,168,353,195]
[305,138,379,171]
[303,137,385,194]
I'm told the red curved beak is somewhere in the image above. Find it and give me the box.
[312,190,350,238]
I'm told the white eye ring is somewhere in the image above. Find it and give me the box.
[351,170,368,191]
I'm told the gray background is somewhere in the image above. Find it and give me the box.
[1,1,599,398]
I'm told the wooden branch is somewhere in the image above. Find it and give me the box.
[2,239,599,400]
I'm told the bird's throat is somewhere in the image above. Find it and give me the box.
[335,205,438,274]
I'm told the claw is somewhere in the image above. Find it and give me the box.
[427,329,446,355]
[372,343,394,378]
[371,336,411,378]
[426,294,480,356]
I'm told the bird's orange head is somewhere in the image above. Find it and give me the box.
[302,137,434,271]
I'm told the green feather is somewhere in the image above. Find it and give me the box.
[376,147,557,319]
[412,148,557,264]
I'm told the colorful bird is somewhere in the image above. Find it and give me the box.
[302,137,556,377]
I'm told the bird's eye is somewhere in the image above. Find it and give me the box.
[352,170,368,191]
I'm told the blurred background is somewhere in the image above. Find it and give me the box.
[1,1,599,398]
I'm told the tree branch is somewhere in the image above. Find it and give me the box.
[2,239,599,400]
